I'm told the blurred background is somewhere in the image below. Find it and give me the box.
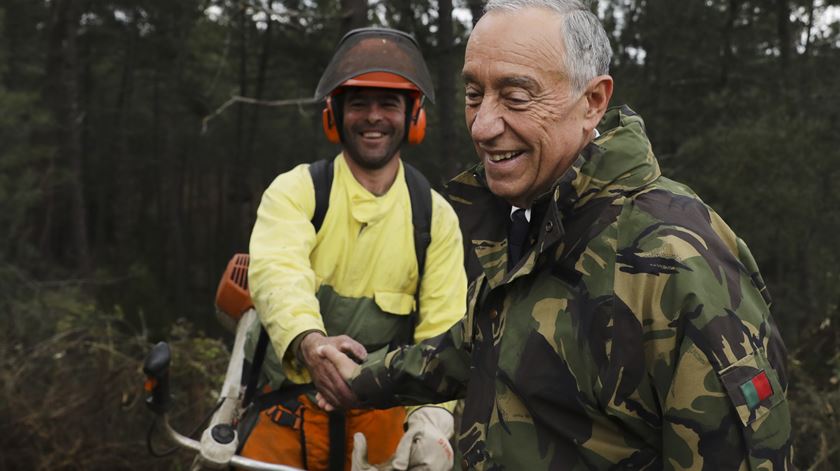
[0,0,837,469]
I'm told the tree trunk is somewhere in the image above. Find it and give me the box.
[116,20,137,255]
[244,20,272,169]
[44,0,90,272]
[718,0,738,88]
[776,0,791,90]
[467,0,485,28]
[799,0,816,105]
[340,0,367,35]
[393,0,415,33]
[224,2,251,257]
[233,0,248,186]
[237,20,274,247]
[437,0,458,181]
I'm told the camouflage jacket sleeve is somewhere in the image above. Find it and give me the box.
[616,188,793,470]
[350,314,472,408]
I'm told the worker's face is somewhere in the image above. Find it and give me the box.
[341,88,407,170]
[463,8,595,207]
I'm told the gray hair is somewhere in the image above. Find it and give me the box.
[483,0,612,93]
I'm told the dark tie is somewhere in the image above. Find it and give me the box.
[508,208,530,270]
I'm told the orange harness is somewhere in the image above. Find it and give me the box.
[240,394,405,470]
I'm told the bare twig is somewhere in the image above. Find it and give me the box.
[201,94,319,134]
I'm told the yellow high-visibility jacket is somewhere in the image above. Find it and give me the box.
[248,154,467,387]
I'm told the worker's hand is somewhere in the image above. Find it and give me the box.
[351,432,393,471]
[392,407,454,471]
[298,332,365,410]
[313,344,361,411]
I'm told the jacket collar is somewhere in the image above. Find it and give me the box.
[446,105,661,288]
[336,153,405,225]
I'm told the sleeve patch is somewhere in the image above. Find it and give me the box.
[739,370,773,410]
[718,348,784,428]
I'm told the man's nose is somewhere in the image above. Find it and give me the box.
[365,103,384,122]
[470,102,504,142]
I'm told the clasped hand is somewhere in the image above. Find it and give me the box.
[307,340,456,471]
[298,332,364,409]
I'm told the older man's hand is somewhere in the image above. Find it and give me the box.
[314,344,362,411]
[298,332,365,409]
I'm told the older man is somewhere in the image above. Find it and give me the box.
[319,1,793,469]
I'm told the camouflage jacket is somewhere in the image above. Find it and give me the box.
[350,106,792,470]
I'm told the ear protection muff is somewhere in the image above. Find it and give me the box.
[322,92,427,145]
[322,96,341,144]
[406,94,426,146]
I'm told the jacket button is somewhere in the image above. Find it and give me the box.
[545,221,554,232]
[488,308,498,319]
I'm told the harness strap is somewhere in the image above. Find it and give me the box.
[402,162,432,345]
[309,159,334,232]
[328,412,347,471]
[243,327,271,407]
[253,383,316,412]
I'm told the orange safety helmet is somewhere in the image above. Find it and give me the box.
[315,28,435,146]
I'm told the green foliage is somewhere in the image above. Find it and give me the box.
[673,107,840,322]
[789,342,840,469]
[0,265,231,470]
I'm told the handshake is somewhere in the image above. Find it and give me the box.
[298,332,454,471]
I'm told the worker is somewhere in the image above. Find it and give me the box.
[240,27,467,471]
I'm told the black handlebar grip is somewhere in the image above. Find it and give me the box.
[143,341,172,414]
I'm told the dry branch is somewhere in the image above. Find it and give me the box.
[201,95,319,134]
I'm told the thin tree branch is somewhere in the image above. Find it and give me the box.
[201,95,319,134]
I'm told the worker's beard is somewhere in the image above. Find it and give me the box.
[341,121,405,170]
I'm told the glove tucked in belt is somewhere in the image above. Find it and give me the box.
[393,407,454,471]
[351,406,454,471]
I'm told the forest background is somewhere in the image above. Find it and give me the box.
[0,0,838,469]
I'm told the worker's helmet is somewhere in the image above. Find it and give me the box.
[315,27,435,145]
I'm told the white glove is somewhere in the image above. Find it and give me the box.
[392,407,454,471]
[352,432,391,471]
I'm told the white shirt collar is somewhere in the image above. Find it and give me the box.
[508,130,598,222]
[510,206,531,222]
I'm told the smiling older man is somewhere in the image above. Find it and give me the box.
[317,1,793,469]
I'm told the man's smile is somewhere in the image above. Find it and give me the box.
[485,150,525,162]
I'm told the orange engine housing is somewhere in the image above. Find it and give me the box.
[215,253,254,321]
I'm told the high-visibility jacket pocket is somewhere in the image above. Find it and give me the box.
[374,291,415,315]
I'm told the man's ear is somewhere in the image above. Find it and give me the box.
[583,75,614,127]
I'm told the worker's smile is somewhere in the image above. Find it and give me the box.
[358,128,392,144]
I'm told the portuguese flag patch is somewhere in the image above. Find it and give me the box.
[740,370,773,410]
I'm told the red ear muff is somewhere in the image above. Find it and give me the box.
[322,97,341,144]
[406,95,426,145]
